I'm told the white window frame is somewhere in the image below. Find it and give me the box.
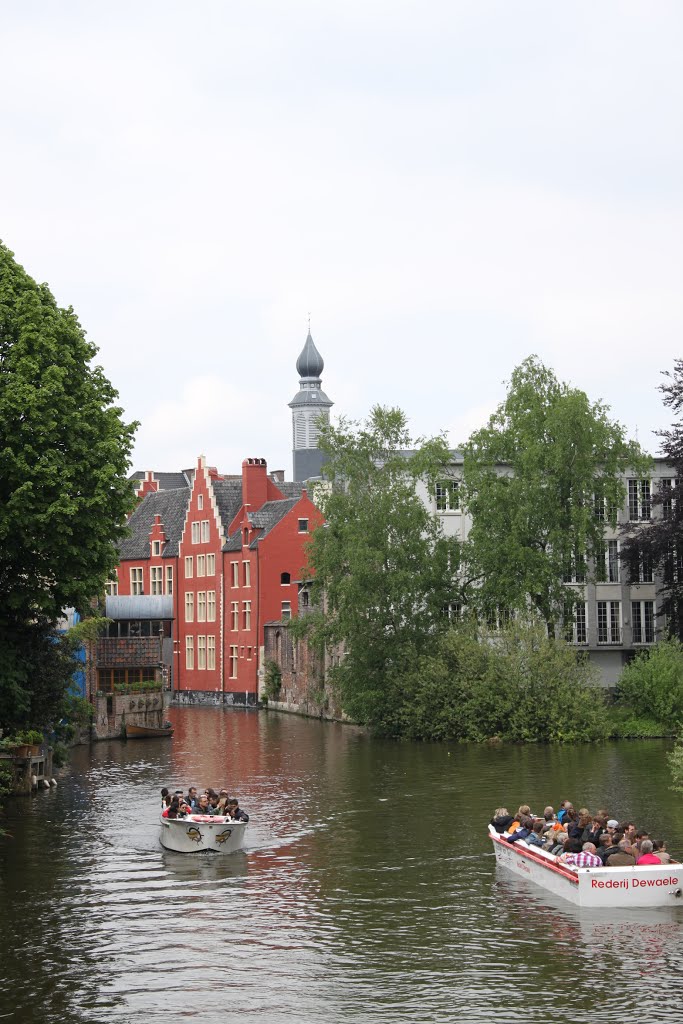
[243,561,251,587]
[207,553,216,576]
[281,600,292,621]
[191,521,201,544]
[231,561,239,587]
[201,520,210,542]
[632,600,655,644]
[165,565,173,595]
[197,494,204,511]
[151,540,161,557]
[197,591,206,622]
[197,554,206,577]
[231,601,239,631]
[229,645,238,679]
[243,601,251,630]
[298,518,309,533]
[130,567,143,595]
[105,578,119,596]
[197,635,206,670]
[185,556,193,578]
[207,635,216,670]
[597,600,621,645]
[435,480,460,512]
[150,566,163,596]
[185,592,194,623]
[185,636,194,670]
[628,479,651,522]
[207,591,216,622]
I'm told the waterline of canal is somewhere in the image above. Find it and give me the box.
[2,707,683,1023]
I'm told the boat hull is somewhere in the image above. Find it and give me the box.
[490,829,683,908]
[160,814,247,854]
[126,724,174,738]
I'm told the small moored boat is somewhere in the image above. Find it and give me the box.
[490,826,683,908]
[126,722,174,739]
[160,813,247,854]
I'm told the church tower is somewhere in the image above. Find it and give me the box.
[289,330,333,482]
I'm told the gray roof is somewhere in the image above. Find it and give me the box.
[276,481,305,499]
[211,479,244,534]
[288,388,333,408]
[106,595,174,620]
[296,331,324,378]
[130,471,191,490]
[222,497,301,551]
[119,487,190,559]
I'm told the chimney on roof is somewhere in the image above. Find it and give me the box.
[242,458,268,512]
[270,469,285,483]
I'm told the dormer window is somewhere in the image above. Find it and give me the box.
[243,528,249,546]
[151,540,161,557]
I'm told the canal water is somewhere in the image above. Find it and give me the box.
[2,708,683,1024]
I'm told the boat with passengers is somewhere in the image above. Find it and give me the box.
[160,812,247,854]
[489,825,683,907]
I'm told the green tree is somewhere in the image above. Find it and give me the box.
[399,619,609,743]
[460,356,647,630]
[621,360,683,639]
[617,638,683,725]
[304,406,459,734]
[0,242,136,732]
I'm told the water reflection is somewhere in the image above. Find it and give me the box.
[1,709,683,1023]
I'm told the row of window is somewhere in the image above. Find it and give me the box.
[229,561,251,588]
[121,565,174,597]
[185,635,216,670]
[184,591,217,622]
[563,540,654,585]
[566,600,655,645]
[185,554,216,578]
[434,477,677,523]
[98,667,158,691]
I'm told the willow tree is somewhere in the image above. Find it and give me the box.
[460,356,647,631]
[0,241,136,730]
[303,406,460,734]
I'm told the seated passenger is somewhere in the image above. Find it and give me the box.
[526,820,547,848]
[557,801,573,824]
[546,828,568,856]
[559,841,602,868]
[195,794,215,815]
[636,839,662,865]
[185,787,199,810]
[507,815,534,843]
[653,840,672,864]
[227,798,249,822]
[582,815,607,846]
[164,797,180,819]
[595,834,613,864]
[605,839,636,867]
[490,808,515,834]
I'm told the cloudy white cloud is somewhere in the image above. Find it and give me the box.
[1,1,681,473]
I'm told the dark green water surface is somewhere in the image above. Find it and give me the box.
[2,708,683,1023]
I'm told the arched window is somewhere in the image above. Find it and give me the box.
[280,572,291,585]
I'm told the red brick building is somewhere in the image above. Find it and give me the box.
[108,455,322,705]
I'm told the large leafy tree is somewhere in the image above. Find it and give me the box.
[621,360,683,638]
[460,356,647,630]
[303,406,459,734]
[0,242,136,730]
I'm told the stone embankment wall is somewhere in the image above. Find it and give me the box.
[91,689,171,740]
[262,622,346,722]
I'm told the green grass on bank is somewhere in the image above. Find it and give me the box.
[606,704,676,739]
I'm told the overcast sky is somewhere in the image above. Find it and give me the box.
[1,2,682,476]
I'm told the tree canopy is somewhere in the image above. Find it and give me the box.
[303,406,459,734]
[460,356,647,628]
[0,241,136,730]
[621,360,683,639]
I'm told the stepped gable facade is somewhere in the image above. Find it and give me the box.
[112,454,323,704]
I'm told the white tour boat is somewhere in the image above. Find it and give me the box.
[489,825,683,908]
[160,813,248,854]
